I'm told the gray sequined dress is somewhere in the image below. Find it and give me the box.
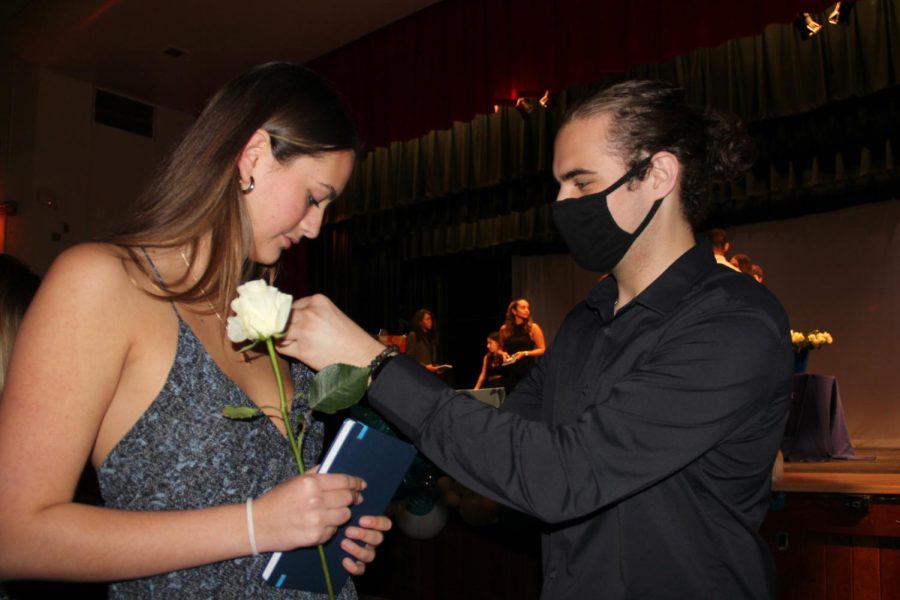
[97,314,358,599]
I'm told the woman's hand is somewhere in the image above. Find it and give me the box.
[277,294,384,371]
[339,515,392,575]
[253,471,366,552]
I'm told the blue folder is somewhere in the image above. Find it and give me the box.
[262,418,417,592]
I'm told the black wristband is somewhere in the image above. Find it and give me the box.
[368,345,399,382]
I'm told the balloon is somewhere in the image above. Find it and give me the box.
[394,501,448,540]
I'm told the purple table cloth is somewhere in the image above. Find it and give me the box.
[781,374,873,462]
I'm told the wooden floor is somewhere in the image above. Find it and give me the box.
[777,447,900,494]
[784,447,900,473]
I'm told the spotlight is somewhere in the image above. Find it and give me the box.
[828,1,855,25]
[539,90,551,109]
[794,12,822,40]
[515,97,534,115]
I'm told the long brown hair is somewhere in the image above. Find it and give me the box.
[500,298,531,345]
[108,62,360,315]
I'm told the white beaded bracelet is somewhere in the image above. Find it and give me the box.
[245,497,260,557]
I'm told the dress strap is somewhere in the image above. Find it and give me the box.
[140,246,165,285]
[139,246,183,320]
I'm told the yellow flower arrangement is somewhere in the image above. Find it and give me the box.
[790,329,834,352]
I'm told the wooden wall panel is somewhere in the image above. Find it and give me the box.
[851,538,880,600]
[762,494,900,600]
[825,536,852,600]
[879,540,900,600]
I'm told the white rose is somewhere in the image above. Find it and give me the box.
[226,280,293,343]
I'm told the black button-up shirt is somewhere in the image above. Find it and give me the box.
[370,240,791,599]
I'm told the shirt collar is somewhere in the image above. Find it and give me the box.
[634,239,718,314]
[585,274,619,319]
[585,239,718,317]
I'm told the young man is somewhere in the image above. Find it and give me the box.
[283,81,791,599]
[708,227,741,270]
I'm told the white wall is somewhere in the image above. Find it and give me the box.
[514,199,900,448]
[730,201,900,448]
[1,58,193,274]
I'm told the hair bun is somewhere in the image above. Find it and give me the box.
[703,109,756,182]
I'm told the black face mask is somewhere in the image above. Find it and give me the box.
[551,157,663,273]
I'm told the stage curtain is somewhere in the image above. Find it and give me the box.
[322,0,898,260]
[309,0,834,150]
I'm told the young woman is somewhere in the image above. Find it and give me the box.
[473,332,506,391]
[0,63,389,599]
[404,308,440,374]
[498,299,545,391]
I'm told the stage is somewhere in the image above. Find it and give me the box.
[764,447,900,600]
[356,449,900,600]
[776,447,900,494]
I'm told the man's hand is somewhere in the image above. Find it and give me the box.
[277,294,384,371]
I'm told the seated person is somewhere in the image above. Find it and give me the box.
[474,332,506,391]
[405,308,444,375]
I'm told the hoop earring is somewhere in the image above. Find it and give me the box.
[241,176,256,194]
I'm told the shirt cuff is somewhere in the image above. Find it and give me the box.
[367,354,448,440]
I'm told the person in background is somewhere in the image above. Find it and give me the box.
[473,332,506,391]
[405,308,441,374]
[498,299,546,391]
[0,255,40,391]
[730,252,754,276]
[752,263,764,283]
[283,79,790,599]
[706,227,739,271]
[0,257,106,600]
[0,62,389,599]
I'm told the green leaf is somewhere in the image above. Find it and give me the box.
[222,405,263,420]
[309,364,371,414]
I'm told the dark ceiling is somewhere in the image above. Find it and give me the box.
[1,0,440,114]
